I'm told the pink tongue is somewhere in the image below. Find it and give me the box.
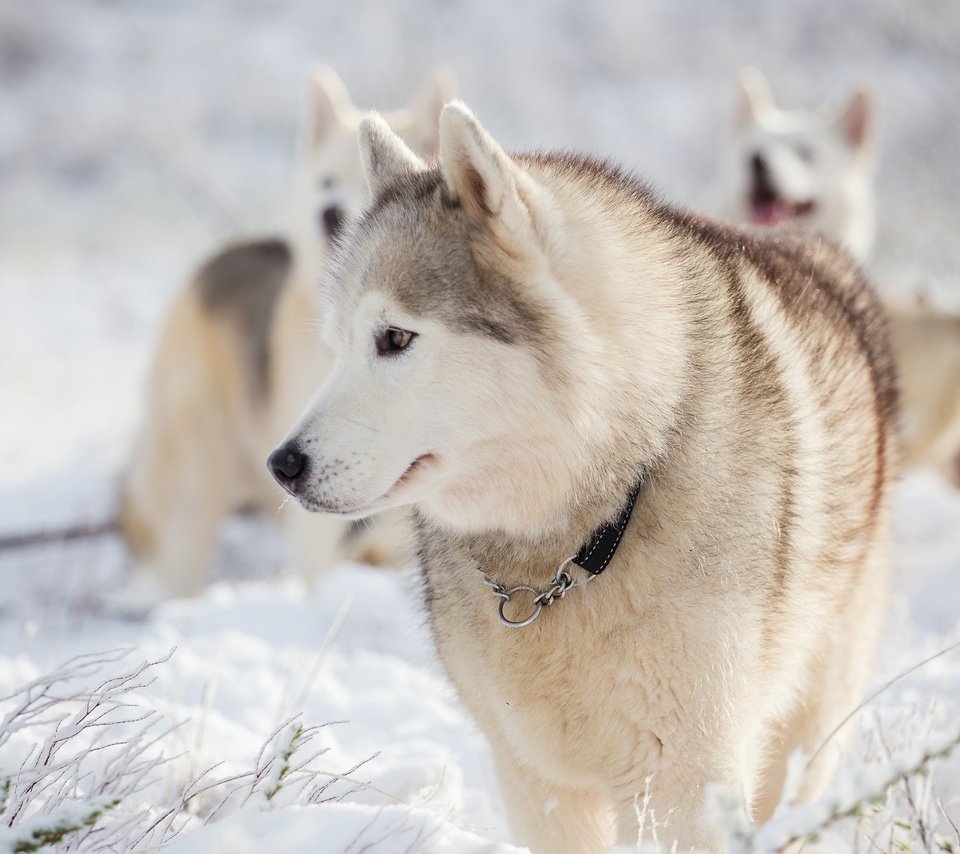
[751,201,790,226]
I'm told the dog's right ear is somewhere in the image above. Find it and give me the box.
[439,102,548,262]
[439,102,531,229]
[307,66,353,147]
[735,68,775,128]
[358,113,426,198]
[410,69,457,156]
[834,88,873,152]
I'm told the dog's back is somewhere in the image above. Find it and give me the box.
[193,238,293,404]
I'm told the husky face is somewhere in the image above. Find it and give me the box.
[727,69,875,260]
[271,107,613,535]
[290,67,455,272]
[275,284,553,530]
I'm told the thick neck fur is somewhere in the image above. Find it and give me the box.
[416,155,710,584]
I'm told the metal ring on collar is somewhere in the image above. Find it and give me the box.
[497,586,543,628]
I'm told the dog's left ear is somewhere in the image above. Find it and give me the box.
[835,88,872,152]
[358,113,427,198]
[439,102,534,240]
[409,69,457,156]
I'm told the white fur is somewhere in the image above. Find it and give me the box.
[718,68,875,261]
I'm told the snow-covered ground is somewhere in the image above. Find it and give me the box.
[2,1,959,851]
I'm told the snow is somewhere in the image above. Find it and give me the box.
[0,569,515,850]
[161,802,524,854]
[2,0,959,851]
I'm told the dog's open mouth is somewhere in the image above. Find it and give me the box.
[750,190,815,226]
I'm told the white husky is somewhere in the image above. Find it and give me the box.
[270,102,897,850]
[720,67,875,261]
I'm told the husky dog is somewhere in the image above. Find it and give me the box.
[722,68,875,261]
[121,67,453,598]
[270,103,897,850]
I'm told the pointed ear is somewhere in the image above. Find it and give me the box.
[736,67,775,128]
[439,102,530,233]
[358,113,426,198]
[409,69,457,156]
[307,66,353,148]
[835,88,872,151]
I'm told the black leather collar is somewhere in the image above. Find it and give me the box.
[572,480,642,575]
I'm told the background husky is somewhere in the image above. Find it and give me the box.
[720,69,960,487]
[121,67,453,599]
[270,103,898,851]
[722,67,875,262]
[888,298,960,484]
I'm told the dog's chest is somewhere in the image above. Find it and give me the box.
[423,548,690,787]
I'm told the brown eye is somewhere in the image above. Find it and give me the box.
[375,326,417,356]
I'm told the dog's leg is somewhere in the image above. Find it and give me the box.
[608,751,733,852]
[612,792,721,852]
[139,430,246,598]
[795,603,887,804]
[123,393,254,601]
[754,553,888,814]
[491,750,616,854]
[751,671,865,820]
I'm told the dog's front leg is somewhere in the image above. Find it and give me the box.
[491,747,616,854]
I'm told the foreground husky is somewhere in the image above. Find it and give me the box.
[270,102,897,849]
[121,68,451,597]
[722,68,875,261]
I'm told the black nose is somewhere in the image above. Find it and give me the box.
[750,153,768,180]
[268,443,307,486]
[321,206,343,240]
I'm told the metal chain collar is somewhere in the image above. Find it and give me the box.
[476,555,593,629]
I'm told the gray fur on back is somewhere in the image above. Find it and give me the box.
[194,238,293,400]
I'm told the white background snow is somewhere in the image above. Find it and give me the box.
[1,1,959,850]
